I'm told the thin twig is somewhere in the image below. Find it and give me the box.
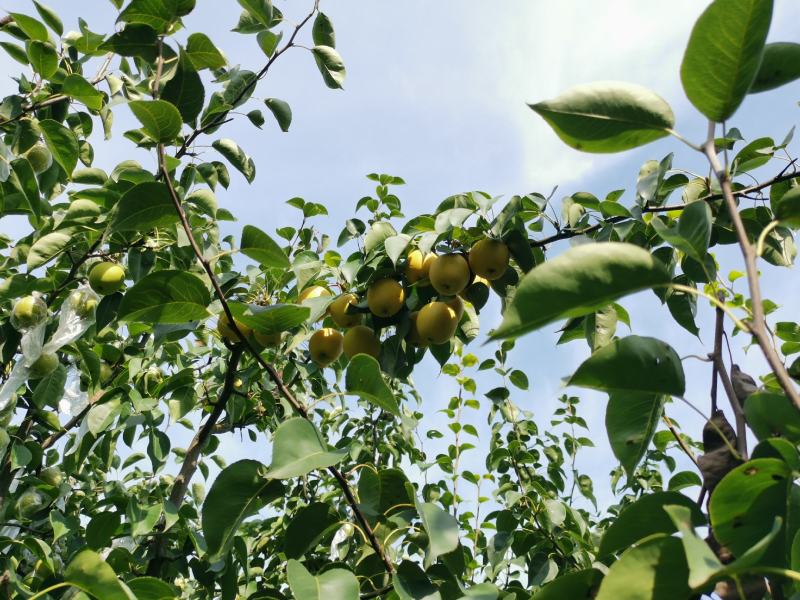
[702,121,800,410]
[530,168,798,249]
[174,0,321,159]
[710,294,725,414]
[662,415,699,468]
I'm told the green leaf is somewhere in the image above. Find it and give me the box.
[492,243,670,339]
[237,0,273,27]
[257,30,282,57]
[393,561,441,600]
[33,1,64,36]
[286,560,359,600]
[570,335,685,396]
[9,13,49,41]
[0,42,29,65]
[64,549,132,600]
[710,458,791,565]
[751,42,800,93]
[666,504,783,589]
[202,460,284,562]
[346,354,401,416]
[185,32,225,70]
[129,100,182,143]
[27,231,72,270]
[662,505,722,589]
[118,0,181,33]
[126,577,177,600]
[666,276,700,336]
[533,569,603,600]
[240,224,289,267]
[265,417,348,479]
[32,364,66,408]
[26,40,58,78]
[212,139,255,183]
[775,186,800,227]
[418,501,459,566]
[606,392,664,477]
[99,23,158,60]
[284,502,339,559]
[228,302,309,334]
[162,53,204,123]
[62,74,104,111]
[312,12,335,48]
[651,200,712,262]
[680,0,774,121]
[110,181,179,232]
[745,392,800,443]
[312,45,346,89]
[595,536,690,600]
[10,158,41,221]
[118,270,211,324]
[598,491,706,556]
[265,98,292,132]
[529,81,675,153]
[86,512,121,549]
[39,119,79,175]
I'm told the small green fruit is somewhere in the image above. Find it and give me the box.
[16,489,46,519]
[11,295,48,330]
[25,144,52,174]
[142,368,163,396]
[39,466,63,487]
[29,353,59,379]
[88,262,126,295]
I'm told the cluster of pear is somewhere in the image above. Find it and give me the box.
[9,261,126,380]
[303,237,510,368]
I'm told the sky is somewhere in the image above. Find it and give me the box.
[2,0,800,520]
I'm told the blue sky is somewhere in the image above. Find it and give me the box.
[2,1,800,514]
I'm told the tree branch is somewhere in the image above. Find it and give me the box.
[169,347,243,507]
[174,0,320,159]
[156,141,395,575]
[530,168,798,249]
[702,121,800,410]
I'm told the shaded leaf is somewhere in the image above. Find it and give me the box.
[118,270,210,324]
[492,243,670,339]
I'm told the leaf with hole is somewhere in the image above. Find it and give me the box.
[570,335,685,396]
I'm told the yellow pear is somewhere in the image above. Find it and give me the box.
[366,279,405,317]
[217,313,253,342]
[329,293,362,328]
[446,295,464,319]
[407,311,427,347]
[404,250,436,285]
[343,325,381,359]
[309,328,343,367]
[416,301,459,345]
[468,238,509,280]
[88,262,126,295]
[298,285,332,303]
[429,254,470,296]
